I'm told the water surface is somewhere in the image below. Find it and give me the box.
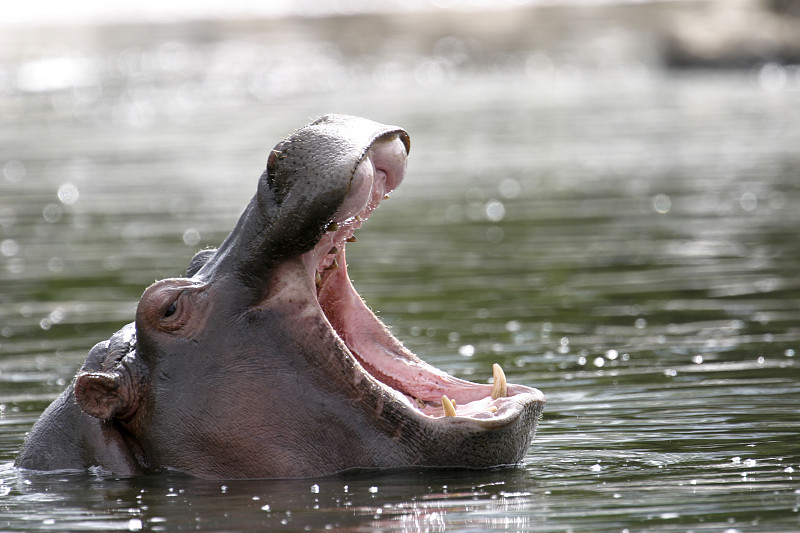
[1,13,799,532]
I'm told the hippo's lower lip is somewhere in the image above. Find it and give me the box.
[299,134,544,429]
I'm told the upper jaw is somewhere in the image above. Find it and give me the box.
[302,132,409,283]
[193,115,409,286]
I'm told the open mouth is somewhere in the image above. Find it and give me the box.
[300,133,543,425]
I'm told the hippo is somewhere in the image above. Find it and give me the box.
[16,114,545,479]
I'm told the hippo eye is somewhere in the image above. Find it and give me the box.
[158,290,191,332]
[164,301,177,318]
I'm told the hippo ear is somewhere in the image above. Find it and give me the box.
[185,249,217,277]
[74,371,137,421]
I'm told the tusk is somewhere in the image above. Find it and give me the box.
[491,363,507,400]
[442,395,456,417]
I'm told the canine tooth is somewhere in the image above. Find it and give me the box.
[355,215,362,222]
[330,258,339,270]
[346,235,357,243]
[415,397,426,409]
[488,406,498,413]
[490,363,507,400]
[383,194,391,200]
[441,395,456,417]
[329,247,338,254]
[327,222,339,232]
[315,271,322,286]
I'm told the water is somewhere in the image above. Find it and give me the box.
[2,7,800,532]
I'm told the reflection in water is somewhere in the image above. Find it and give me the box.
[2,4,800,532]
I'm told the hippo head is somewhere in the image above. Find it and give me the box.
[71,115,545,479]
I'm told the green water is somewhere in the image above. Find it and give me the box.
[1,15,800,532]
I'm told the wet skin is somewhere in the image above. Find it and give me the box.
[16,115,546,479]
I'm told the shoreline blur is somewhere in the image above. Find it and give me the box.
[3,1,800,70]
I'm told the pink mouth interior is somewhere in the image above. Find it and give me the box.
[302,134,517,420]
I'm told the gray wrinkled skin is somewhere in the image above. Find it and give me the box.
[16,115,545,479]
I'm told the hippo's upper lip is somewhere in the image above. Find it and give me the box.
[301,133,545,428]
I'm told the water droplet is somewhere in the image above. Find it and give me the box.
[182,227,201,246]
[49,308,64,324]
[484,199,506,222]
[57,183,80,205]
[310,484,319,493]
[593,357,605,368]
[368,486,378,493]
[653,193,671,214]
[3,160,26,183]
[634,318,647,329]
[43,203,64,223]
[691,355,704,364]
[505,320,521,333]
[458,344,475,357]
[0,239,19,257]
[590,464,602,472]
[48,257,64,272]
[739,192,757,212]
[605,349,618,360]
[499,178,521,199]
[785,349,795,357]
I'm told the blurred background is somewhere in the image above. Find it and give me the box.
[1,1,800,531]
